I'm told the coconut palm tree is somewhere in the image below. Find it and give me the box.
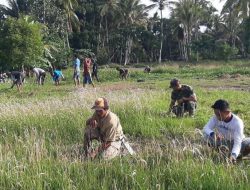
[222,0,250,18]
[0,0,24,18]
[56,0,79,48]
[117,0,151,65]
[170,0,208,61]
[150,0,168,63]
[98,0,118,47]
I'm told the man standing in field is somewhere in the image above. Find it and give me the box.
[168,78,197,117]
[83,57,95,88]
[92,57,99,82]
[203,99,250,163]
[84,97,127,160]
[73,54,80,86]
[33,67,46,85]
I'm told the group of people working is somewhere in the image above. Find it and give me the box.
[4,62,250,163]
[82,78,250,162]
[84,78,250,162]
[9,66,64,91]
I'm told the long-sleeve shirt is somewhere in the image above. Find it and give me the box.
[86,110,124,142]
[203,113,245,157]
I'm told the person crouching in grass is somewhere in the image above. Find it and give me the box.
[83,97,125,160]
[203,99,250,163]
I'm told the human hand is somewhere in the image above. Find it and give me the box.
[182,97,188,101]
[177,99,183,104]
[216,133,223,142]
[90,120,97,128]
[229,154,237,164]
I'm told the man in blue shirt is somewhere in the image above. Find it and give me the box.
[73,54,80,86]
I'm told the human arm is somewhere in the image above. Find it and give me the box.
[231,120,244,158]
[168,99,176,113]
[60,71,64,79]
[182,93,197,102]
[203,116,216,136]
[89,123,116,159]
[86,113,98,128]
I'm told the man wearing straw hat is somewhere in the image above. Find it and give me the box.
[84,97,133,160]
[203,99,250,163]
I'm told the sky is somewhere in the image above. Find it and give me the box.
[0,0,225,18]
[141,0,226,17]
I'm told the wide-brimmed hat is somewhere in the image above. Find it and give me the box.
[91,97,109,110]
[211,99,230,111]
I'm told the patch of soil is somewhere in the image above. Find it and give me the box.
[218,73,243,79]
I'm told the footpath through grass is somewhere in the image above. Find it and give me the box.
[0,61,250,189]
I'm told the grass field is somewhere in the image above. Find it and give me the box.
[0,60,250,189]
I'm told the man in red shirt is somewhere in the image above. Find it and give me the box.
[83,57,95,87]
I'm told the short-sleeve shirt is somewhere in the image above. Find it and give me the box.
[74,58,80,72]
[33,68,45,76]
[171,84,194,101]
[83,58,91,75]
[91,111,124,142]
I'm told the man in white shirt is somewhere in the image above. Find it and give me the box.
[203,99,250,163]
[33,67,46,85]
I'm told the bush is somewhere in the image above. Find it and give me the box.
[96,47,109,65]
[214,40,238,60]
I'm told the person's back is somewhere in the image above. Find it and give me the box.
[33,67,46,85]
[10,71,25,91]
[83,58,94,87]
[83,58,91,76]
[33,68,45,75]
[171,84,194,101]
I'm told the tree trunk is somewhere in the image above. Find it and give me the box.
[124,36,132,65]
[43,0,46,24]
[159,10,163,64]
[65,30,70,49]
[105,16,109,45]
[97,17,103,51]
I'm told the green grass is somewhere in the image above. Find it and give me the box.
[0,61,250,189]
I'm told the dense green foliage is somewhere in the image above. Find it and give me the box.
[1,0,250,70]
[0,16,43,70]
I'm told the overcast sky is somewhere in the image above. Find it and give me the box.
[0,0,225,18]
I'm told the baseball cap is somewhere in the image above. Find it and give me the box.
[169,78,180,88]
[211,99,230,111]
[91,97,109,110]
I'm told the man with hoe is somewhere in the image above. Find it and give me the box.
[168,78,197,117]
[203,99,250,163]
[84,97,130,160]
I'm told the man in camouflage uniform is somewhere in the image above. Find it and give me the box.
[168,78,197,117]
[84,97,125,160]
